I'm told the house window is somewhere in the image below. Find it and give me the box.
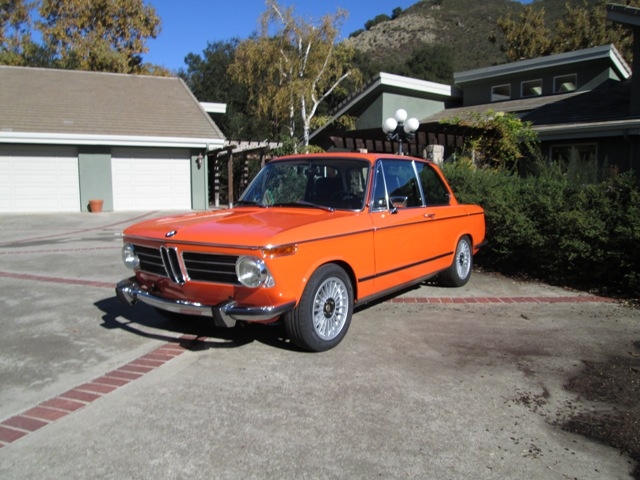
[491,84,511,102]
[550,143,599,182]
[521,79,542,97]
[550,143,596,163]
[553,74,577,93]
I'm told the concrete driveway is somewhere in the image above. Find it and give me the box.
[0,211,638,479]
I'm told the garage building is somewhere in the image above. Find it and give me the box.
[0,66,225,213]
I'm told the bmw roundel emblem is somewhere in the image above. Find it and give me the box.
[165,230,177,238]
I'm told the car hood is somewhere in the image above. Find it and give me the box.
[122,207,364,247]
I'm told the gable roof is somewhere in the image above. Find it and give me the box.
[309,72,458,142]
[335,72,456,117]
[454,44,631,85]
[0,66,225,149]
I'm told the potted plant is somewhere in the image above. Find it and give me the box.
[88,199,104,213]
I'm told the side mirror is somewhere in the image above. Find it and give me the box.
[390,195,408,209]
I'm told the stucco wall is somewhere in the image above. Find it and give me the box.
[79,147,113,212]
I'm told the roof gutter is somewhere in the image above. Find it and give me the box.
[534,118,640,140]
[0,132,226,150]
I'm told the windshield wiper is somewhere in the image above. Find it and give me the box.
[270,201,334,212]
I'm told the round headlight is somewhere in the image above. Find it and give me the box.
[122,243,140,270]
[236,256,268,288]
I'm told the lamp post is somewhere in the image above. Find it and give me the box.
[382,108,420,155]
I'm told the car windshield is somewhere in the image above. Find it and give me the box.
[238,158,370,211]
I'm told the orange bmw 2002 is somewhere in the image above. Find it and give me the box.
[116,152,485,352]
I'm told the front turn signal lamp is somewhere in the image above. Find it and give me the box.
[261,244,297,258]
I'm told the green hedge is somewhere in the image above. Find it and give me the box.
[442,162,640,299]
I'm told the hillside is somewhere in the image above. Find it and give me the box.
[344,0,602,75]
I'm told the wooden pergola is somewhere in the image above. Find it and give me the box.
[207,141,281,208]
[319,122,480,158]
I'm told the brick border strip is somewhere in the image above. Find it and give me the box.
[0,211,159,248]
[0,337,202,449]
[0,271,114,289]
[0,271,618,305]
[389,295,615,304]
[0,246,121,256]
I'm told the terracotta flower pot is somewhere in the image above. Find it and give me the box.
[88,199,104,213]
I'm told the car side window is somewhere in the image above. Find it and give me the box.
[416,162,450,206]
[370,164,388,211]
[381,159,422,208]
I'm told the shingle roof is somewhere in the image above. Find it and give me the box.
[420,79,633,130]
[420,90,582,123]
[0,66,224,144]
[522,79,630,125]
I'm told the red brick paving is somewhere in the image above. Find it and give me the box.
[21,406,69,422]
[40,398,86,412]
[59,389,101,403]
[106,369,144,380]
[91,376,131,387]
[1,415,48,432]
[391,295,614,304]
[0,425,28,444]
[118,364,154,374]
[0,271,113,289]
[129,358,166,368]
[75,382,118,395]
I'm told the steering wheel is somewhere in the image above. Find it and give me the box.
[331,191,359,201]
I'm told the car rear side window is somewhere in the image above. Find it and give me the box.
[416,162,450,206]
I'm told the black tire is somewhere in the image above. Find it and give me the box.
[438,235,473,287]
[284,264,353,352]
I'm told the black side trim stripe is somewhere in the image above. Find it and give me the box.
[294,229,373,247]
[372,212,481,233]
[358,251,453,283]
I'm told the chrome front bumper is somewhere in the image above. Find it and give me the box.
[116,278,295,328]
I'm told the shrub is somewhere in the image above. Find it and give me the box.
[442,161,640,298]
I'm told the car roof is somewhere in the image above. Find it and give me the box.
[272,152,434,165]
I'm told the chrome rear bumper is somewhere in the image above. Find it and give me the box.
[116,278,295,328]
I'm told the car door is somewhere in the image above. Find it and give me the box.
[369,158,439,292]
[414,160,461,271]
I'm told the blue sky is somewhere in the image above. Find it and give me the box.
[144,0,533,72]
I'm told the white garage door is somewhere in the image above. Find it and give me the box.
[112,148,191,211]
[0,146,80,213]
